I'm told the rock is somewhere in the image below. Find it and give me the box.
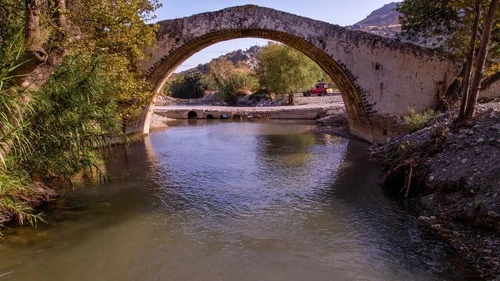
[429,175,435,181]
[418,216,433,223]
[490,124,500,130]
[458,134,467,139]
[461,158,468,164]
[476,138,485,144]
[487,211,498,218]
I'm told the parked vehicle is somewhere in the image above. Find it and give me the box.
[302,82,330,96]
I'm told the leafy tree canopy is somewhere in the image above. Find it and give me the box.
[256,43,326,95]
[398,0,499,61]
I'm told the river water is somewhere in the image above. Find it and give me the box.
[0,120,472,280]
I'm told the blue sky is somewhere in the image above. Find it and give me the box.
[154,1,399,72]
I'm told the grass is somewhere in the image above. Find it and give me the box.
[0,168,44,229]
[404,108,440,133]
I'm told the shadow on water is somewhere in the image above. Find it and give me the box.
[321,140,480,280]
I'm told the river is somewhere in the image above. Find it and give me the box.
[0,120,473,280]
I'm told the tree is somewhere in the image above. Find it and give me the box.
[0,0,161,226]
[398,0,499,122]
[256,43,325,104]
[0,0,160,149]
[207,57,258,104]
[168,73,209,99]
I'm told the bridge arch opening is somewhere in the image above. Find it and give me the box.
[146,31,368,132]
[137,6,458,143]
[187,111,198,119]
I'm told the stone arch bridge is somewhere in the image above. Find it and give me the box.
[136,5,458,143]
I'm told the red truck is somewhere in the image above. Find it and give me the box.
[302,82,330,96]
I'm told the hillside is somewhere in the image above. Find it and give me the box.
[181,45,262,75]
[349,2,401,38]
[181,3,402,75]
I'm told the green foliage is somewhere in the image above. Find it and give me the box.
[398,0,499,61]
[0,30,31,167]
[0,30,43,227]
[397,0,459,48]
[256,43,325,95]
[63,0,160,125]
[207,57,258,104]
[249,88,272,102]
[19,55,121,177]
[0,168,43,227]
[403,108,440,133]
[0,0,161,231]
[217,71,258,104]
[168,73,209,99]
[99,54,155,124]
[0,0,24,59]
[70,0,161,65]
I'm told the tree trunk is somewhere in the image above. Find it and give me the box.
[25,0,48,64]
[18,0,69,91]
[52,0,67,39]
[463,0,498,121]
[458,0,480,120]
[1,0,70,161]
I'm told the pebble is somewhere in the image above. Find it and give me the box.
[476,138,484,144]
[490,124,500,130]
[429,175,435,181]
[461,158,468,164]
[487,211,498,218]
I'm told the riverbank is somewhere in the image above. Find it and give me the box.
[150,95,346,130]
[370,99,500,280]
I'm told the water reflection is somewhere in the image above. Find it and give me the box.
[0,120,472,281]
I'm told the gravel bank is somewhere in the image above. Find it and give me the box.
[370,99,500,280]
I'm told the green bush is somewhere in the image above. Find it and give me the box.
[20,55,121,178]
[404,108,439,133]
[217,72,258,104]
[249,88,272,102]
[168,73,208,99]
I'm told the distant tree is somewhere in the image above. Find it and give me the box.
[207,57,258,104]
[398,0,499,122]
[168,73,208,99]
[256,43,325,104]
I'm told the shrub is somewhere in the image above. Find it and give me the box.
[168,73,208,99]
[249,88,272,102]
[404,108,439,132]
